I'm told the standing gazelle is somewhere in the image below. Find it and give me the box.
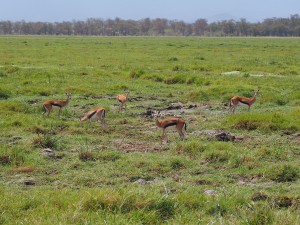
[42,93,72,117]
[116,91,129,111]
[80,107,106,127]
[229,90,259,113]
[154,112,187,143]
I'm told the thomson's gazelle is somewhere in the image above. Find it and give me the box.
[229,90,259,113]
[116,91,129,111]
[42,93,72,117]
[153,112,187,143]
[80,107,106,127]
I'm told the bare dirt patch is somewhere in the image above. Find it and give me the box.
[114,140,162,152]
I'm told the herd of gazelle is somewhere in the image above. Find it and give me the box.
[42,89,259,142]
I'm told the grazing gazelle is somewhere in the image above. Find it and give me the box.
[80,107,106,127]
[154,112,187,143]
[116,91,129,111]
[42,93,72,117]
[229,90,259,113]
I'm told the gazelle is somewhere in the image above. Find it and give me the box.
[116,91,129,111]
[229,90,259,113]
[42,93,72,117]
[80,107,106,127]
[154,112,187,143]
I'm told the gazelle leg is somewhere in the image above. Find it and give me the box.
[161,129,167,144]
[176,128,184,140]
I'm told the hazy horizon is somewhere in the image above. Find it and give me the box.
[1,0,299,23]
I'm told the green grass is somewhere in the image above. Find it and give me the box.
[0,36,300,224]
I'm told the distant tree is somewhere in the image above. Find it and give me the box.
[193,19,208,35]
[1,15,300,36]
[140,18,151,35]
[152,18,168,35]
[0,21,13,34]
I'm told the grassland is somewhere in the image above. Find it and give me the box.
[0,36,299,224]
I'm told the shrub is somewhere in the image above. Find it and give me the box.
[150,197,176,220]
[267,164,299,182]
[246,205,274,225]
[172,65,183,71]
[275,98,288,106]
[272,196,293,208]
[32,134,59,149]
[79,151,96,161]
[0,147,25,166]
[224,112,300,132]
[168,57,178,61]
[164,74,186,84]
[0,154,11,165]
[204,151,229,163]
[170,159,185,170]
[129,70,144,79]
[0,89,11,99]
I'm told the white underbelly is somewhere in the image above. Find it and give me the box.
[90,114,99,121]
[237,102,249,107]
[52,105,61,109]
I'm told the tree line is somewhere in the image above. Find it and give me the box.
[1,14,300,36]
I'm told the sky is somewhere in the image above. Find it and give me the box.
[1,0,299,23]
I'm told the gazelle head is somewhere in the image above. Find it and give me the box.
[66,93,72,100]
[151,110,162,119]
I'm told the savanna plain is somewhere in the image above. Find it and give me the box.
[0,36,300,224]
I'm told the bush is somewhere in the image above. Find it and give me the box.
[0,147,25,166]
[164,74,185,84]
[32,134,59,149]
[267,164,299,182]
[79,151,96,161]
[172,65,183,71]
[204,151,229,163]
[168,57,178,61]
[170,159,185,170]
[224,112,300,132]
[0,89,11,99]
[246,205,274,225]
[129,70,144,79]
[150,197,176,220]
[0,154,11,165]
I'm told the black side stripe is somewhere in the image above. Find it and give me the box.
[239,100,250,105]
[51,103,62,107]
[164,122,177,129]
[88,110,97,119]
